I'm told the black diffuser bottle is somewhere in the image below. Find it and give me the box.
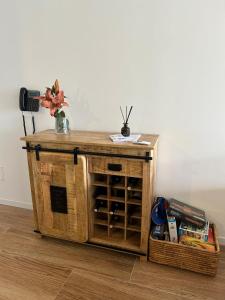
[121,123,130,137]
[120,106,133,137]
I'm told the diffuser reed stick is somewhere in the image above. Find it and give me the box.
[125,106,133,124]
[120,106,125,123]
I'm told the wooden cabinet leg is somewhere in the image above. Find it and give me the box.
[139,255,148,262]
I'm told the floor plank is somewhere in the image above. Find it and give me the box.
[55,268,186,300]
[0,227,135,281]
[0,224,10,234]
[131,259,225,300]
[0,251,71,300]
[0,205,224,300]
[0,205,33,233]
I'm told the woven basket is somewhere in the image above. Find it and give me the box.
[149,224,220,276]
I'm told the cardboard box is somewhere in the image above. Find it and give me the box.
[167,215,178,243]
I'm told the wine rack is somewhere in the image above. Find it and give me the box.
[22,130,158,258]
[89,173,144,253]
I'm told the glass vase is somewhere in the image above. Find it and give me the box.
[55,115,70,134]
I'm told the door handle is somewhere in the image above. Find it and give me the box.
[107,163,122,172]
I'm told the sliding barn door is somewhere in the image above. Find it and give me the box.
[31,152,88,242]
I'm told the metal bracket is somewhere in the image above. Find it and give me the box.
[26,142,31,152]
[73,147,79,165]
[34,144,41,161]
[145,152,150,162]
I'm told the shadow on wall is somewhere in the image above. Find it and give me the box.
[188,189,225,239]
[154,136,225,240]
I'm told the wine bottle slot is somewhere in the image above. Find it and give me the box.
[93,186,107,198]
[94,200,107,212]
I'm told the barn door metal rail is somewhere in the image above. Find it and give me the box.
[22,144,152,164]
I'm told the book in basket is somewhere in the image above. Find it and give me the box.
[167,198,206,228]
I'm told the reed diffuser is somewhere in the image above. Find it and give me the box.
[120,105,133,137]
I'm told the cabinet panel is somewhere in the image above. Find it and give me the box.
[32,153,88,242]
[88,168,149,254]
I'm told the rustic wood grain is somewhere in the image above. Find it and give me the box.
[27,151,39,231]
[21,129,159,150]
[140,161,151,256]
[32,154,88,242]
[88,156,143,178]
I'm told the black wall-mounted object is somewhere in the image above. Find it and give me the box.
[19,87,40,136]
[19,87,40,112]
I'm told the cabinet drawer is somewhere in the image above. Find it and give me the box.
[88,157,143,178]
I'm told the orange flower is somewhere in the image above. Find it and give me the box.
[53,91,66,105]
[45,88,54,101]
[34,80,69,117]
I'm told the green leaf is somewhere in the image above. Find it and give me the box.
[60,110,66,118]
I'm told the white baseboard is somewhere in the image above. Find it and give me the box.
[0,198,32,210]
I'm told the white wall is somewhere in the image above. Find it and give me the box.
[0,0,225,243]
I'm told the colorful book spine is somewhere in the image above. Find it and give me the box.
[179,236,215,252]
[179,221,209,241]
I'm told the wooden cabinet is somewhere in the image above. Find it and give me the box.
[21,130,158,258]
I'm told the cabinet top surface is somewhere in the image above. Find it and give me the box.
[21,130,159,150]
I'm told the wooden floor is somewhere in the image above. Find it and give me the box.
[0,205,224,300]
